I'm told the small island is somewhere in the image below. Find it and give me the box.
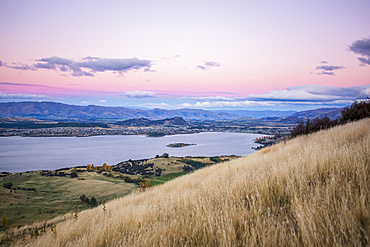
[166,143,196,148]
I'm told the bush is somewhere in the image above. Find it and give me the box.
[3,182,13,189]
[340,99,370,123]
[210,156,221,163]
[90,197,98,208]
[179,159,207,170]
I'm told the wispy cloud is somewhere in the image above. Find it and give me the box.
[3,56,153,77]
[123,91,156,98]
[0,92,47,99]
[315,64,345,75]
[197,61,221,70]
[350,37,370,65]
[6,63,37,71]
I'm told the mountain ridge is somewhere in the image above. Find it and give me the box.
[0,101,344,121]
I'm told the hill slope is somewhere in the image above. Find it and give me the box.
[291,107,342,119]
[15,119,370,246]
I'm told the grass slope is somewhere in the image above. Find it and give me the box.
[14,119,370,246]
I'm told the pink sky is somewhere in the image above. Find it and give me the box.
[0,0,369,110]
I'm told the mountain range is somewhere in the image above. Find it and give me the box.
[0,101,343,121]
[116,117,188,127]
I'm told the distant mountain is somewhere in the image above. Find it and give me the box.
[0,102,238,120]
[290,108,342,119]
[116,117,188,127]
[0,101,346,122]
[221,110,297,119]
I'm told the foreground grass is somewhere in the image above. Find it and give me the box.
[7,119,370,246]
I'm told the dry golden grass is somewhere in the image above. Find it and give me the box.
[15,119,370,246]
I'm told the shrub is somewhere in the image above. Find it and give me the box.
[3,182,13,189]
[210,156,221,163]
[90,197,98,208]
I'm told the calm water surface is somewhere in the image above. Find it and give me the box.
[0,132,263,173]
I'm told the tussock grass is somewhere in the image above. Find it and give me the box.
[17,119,370,246]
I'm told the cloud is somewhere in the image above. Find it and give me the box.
[249,84,370,102]
[197,61,221,70]
[39,56,73,66]
[182,96,234,101]
[316,65,345,71]
[349,37,370,65]
[0,60,2,66]
[321,71,334,75]
[71,71,95,77]
[178,85,370,109]
[358,57,370,65]
[140,102,169,108]
[123,91,156,98]
[6,63,37,71]
[179,100,273,108]
[34,62,56,69]
[0,92,47,99]
[75,58,152,73]
[314,63,345,75]
[3,56,152,77]
[99,100,107,103]
[350,37,370,56]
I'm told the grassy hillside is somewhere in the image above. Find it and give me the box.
[8,119,370,246]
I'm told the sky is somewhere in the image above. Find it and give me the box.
[0,0,369,111]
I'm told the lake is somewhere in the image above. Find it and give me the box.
[0,132,263,173]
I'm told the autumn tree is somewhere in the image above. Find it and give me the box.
[2,214,8,227]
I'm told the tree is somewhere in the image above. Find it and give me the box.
[341,99,370,123]
[2,214,8,227]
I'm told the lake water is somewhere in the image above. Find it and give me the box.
[0,132,263,173]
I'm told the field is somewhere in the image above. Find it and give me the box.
[0,171,136,227]
[2,118,369,246]
[0,156,237,229]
